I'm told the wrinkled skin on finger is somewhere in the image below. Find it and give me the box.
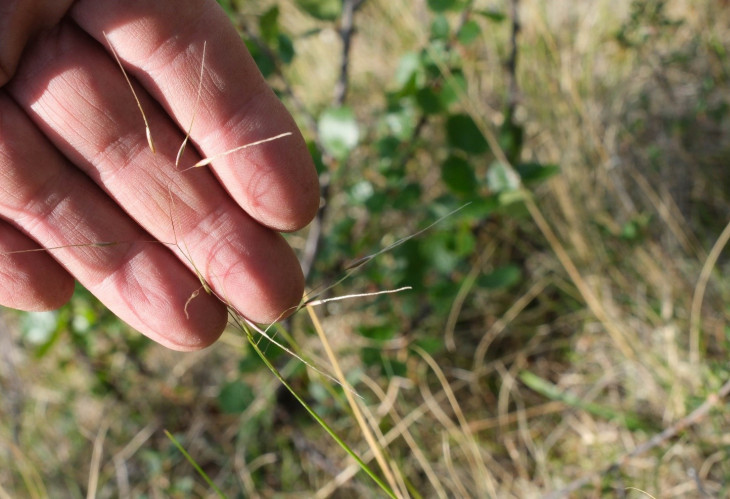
[0,0,319,350]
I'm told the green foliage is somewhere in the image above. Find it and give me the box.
[446,114,490,154]
[294,0,341,21]
[218,380,255,414]
[487,161,520,193]
[318,106,360,160]
[457,19,482,45]
[479,265,522,289]
[616,0,683,48]
[8,1,586,496]
[441,155,477,195]
[427,0,467,13]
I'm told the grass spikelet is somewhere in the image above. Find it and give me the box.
[176,41,207,168]
[181,132,292,171]
[102,31,156,154]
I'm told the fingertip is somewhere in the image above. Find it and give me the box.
[165,290,228,351]
[250,139,321,233]
[0,225,76,312]
[4,270,76,313]
[216,230,305,326]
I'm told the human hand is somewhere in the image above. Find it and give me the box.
[0,0,320,350]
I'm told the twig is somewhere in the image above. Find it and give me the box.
[333,0,365,105]
[506,0,521,119]
[544,377,730,498]
[301,0,367,282]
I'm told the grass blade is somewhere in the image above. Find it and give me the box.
[164,430,225,498]
[241,322,397,499]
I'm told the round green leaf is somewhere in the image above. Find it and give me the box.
[218,380,255,414]
[319,107,360,160]
[430,15,450,40]
[394,52,422,94]
[441,155,477,194]
[446,114,489,154]
[21,311,59,344]
[457,20,482,45]
[415,86,443,114]
[487,161,521,192]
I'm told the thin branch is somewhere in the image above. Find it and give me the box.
[333,0,365,105]
[301,0,367,282]
[505,0,521,118]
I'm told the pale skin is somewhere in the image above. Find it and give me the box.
[0,0,320,350]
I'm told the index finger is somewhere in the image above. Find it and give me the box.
[71,0,320,232]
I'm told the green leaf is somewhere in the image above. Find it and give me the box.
[427,0,463,13]
[430,15,450,40]
[461,195,498,221]
[245,40,275,78]
[318,107,359,160]
[423,233,461,274]
[446,114,489,154]
[361,347,382,367]
[441,155,477,195]
[457,20,481,45]
[218,380,255,414]
[306,140,326,174]
[415,86,443,114]
[259,6,280,44]
[349,180,374,204]
[499,119,524,164]
[392,182,422,209]
[277,33,295,64]
[238,353,264,373]
[21,311,59,345]
[516,162,560,184]
[479,265,522,289]
[475,9,507,23]
[487,162,520,192]
[384,103,417,140]
[385,360,407,378]
[294,0,341,21]
[440,71,467,108]
[358,324,398,341]
[365,191,389,213]
[394,52,422,93]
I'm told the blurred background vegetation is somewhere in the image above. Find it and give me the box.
[3,0,730,496]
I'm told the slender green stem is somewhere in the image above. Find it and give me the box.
[243,324,397,499]
[164,430,226,498]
